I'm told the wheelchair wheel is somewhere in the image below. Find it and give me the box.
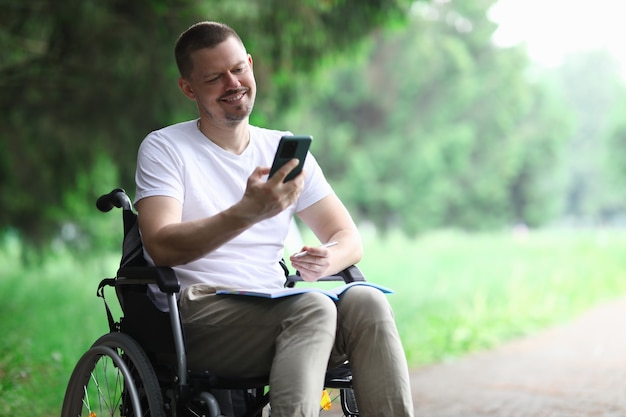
[319,387,358,416]
[62,332,165,417]
[339,388,358,416]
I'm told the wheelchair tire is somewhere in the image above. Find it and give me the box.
[61,332,165,417]
[340,387,359,416]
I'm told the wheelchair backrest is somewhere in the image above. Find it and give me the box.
[96,187,148,268]
[97,188,177,359]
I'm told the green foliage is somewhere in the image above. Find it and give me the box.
[0,236,118,416]
[358,228,626,364]
[279,1,571,234]
[606,95,626,214]
[550,51,626,224]
[0,0,412,244]
[0,0,189,243]
[3,0,625,243]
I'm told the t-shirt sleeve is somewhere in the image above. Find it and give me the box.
[134,132,185,205]
[295,151,334,212]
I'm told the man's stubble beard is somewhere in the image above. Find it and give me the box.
[202,94,255,127]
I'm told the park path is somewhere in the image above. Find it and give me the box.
[325,296,626,416]
[409,296,626,416]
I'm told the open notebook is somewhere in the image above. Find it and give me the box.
[216,281,393,301]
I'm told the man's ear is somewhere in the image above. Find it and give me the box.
[178,77,196,100]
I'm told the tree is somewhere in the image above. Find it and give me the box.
[550,51,626,225]
[277,0,570,234]
[597,69,626,223]
[0,0,412,244]
[0,0,190,242]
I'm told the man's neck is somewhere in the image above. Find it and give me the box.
[197,118,250,155]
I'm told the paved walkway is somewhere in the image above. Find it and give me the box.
[324,296,626,416]
[410,296,626,416]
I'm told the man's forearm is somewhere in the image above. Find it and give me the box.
[325,229,363,275]
[142,206,254,267]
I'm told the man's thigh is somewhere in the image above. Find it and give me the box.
[179,285,334,377]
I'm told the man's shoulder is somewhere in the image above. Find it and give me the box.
[153,120,197,137]
[140,120,197,149]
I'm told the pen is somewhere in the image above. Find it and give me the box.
[293,241,338,258]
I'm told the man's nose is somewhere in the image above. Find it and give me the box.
[223,72,241,89]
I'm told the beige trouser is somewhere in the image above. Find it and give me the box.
[179,285,414,417]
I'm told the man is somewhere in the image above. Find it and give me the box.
[134,21,414,416]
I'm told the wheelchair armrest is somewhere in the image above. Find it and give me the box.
[116,265,181,294]
[335,265,366,283]
[286,265,366,287]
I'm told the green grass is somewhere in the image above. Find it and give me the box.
[2,229,626,416]
[0,239,119,417]
[358,229,626,365]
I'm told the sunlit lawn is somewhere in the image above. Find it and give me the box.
[2,228,626,416]
[359,228,626,364]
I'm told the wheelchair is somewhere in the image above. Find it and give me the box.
[61,188,362,417]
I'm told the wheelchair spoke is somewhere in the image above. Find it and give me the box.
[74,353,128,417]
[62,329,169,417]
[82,385,91,414]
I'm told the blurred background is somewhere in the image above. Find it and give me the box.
[2,0,626,415]
[3,0,626,246]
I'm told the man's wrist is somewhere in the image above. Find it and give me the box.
[223,203,257,230]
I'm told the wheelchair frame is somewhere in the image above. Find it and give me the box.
[61,188,362,417]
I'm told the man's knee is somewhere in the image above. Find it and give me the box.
[338,285,394,321]
[285,291,338,330]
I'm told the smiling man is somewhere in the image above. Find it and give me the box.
[133,21,414,417]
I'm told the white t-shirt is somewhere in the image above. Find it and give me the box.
[135,120,332,307]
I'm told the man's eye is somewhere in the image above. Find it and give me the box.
[232,67,245,74]
[207,75,220,83]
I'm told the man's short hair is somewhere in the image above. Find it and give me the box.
[174,21,244,79]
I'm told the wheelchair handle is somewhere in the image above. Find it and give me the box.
[96,188,133,212]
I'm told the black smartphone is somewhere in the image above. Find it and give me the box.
[268,135,312,182]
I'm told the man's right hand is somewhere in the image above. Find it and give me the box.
[233,158,305,223]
